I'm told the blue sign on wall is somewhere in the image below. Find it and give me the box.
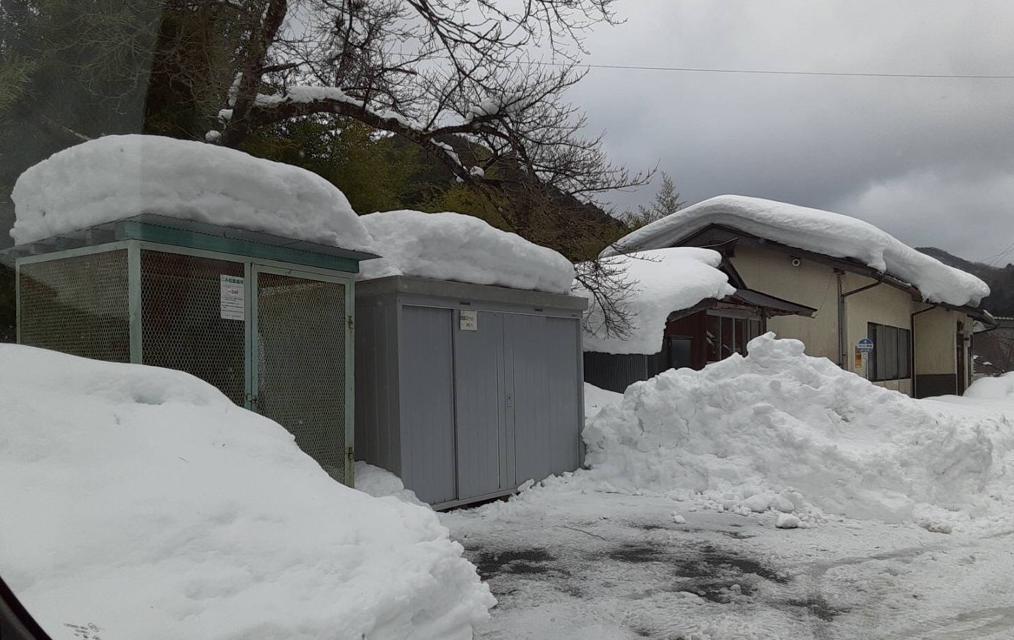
[857,338,875,353]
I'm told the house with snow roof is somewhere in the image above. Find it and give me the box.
[595,195,994,398]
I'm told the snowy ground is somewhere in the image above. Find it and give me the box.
[444,483,1014,640]
[441,353,1014,640]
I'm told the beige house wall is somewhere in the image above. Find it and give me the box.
[914,307,960,375]
[729,244,976,397]
[730,245,841,362]
[841,272,914,392]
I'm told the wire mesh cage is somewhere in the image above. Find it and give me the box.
[256,271,349,482]
[18,249,131,362]
[15,223,365,486]
[140,250,247,406]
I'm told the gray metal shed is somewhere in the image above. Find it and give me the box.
[355,275,588,508]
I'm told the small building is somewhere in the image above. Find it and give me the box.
[581,247,815,393]
[8,135,379,485]
[354,210,587,508]
[604,195,995,398]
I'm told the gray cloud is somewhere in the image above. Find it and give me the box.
[571,0,1014,261]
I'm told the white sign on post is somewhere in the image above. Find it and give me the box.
[220,275,245,321]
[459,310,478,331]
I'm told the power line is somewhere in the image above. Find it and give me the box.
[389,51,1014,80]
[545,60,1014,80]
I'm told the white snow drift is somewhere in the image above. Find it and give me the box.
[964,372,1014,400]
[583,334,1014,528]
[10,134,376,253]
[0,345,494,640]
[604,195,989,307]
[359,209,575,294]
[577,247,735,355]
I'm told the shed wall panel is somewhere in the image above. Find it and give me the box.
[354,297,402,474]
[454,311,506,498]
[508,315,582,484]
[398,306,457,504]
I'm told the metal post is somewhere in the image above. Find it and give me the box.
[127,241,142,364]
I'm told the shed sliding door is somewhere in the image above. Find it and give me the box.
[454,311,512,499]
[451,310,582,503]
[506,315,582,486]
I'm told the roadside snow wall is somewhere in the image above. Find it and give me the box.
[0,345,494,640]
[583,334,1014,526]
[10,134,377,254]
[358,209,575,294]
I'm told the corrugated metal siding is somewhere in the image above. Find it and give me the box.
[398,306,457,504]
[583,350,667,393]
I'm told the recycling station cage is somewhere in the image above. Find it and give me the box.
[9,214,377,486]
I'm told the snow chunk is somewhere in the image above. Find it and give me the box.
[0,345,494,640]
[359,210,575,294]
[576,248,735,355]
[10,134,376,254]
[605,195,989,307]
[775,513,801,529]
[583,333,1014,526]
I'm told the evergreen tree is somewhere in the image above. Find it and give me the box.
[624,172,685,229]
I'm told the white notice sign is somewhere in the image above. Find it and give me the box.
[459,310,478,331]
[220,275,245,321]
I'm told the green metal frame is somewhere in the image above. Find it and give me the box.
[15,236,359,487]
[116,220,361,273]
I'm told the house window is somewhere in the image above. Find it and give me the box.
[867,322,912,381]
[706,314,764,362]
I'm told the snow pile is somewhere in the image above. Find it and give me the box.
[965,373,1014,400]
[359,210,575,294]
[583,334,1014,527]
[0,345,493,640]
[584,383,623,419]
[577,247,735,354]
[355,461,428,507]
[10,134,377,254]
[604,195,989,307]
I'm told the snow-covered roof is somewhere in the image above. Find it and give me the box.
[10,134,377,255]
[604,195,989,308]
[358,210,575,294]
[577,247,736,355]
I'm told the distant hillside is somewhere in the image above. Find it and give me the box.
[917,247,1014,316]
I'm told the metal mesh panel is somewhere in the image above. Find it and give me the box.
[141,250,246,405]
[18,250,130,361]
[256,272,348,482]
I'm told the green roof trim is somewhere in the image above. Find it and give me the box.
[116,220,362,273]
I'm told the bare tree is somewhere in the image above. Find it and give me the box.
[211,0,650,339]
[214,0,647,203]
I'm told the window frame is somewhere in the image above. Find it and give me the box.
[867,322,912,382]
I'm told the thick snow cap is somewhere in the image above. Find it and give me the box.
[359,210,575,294]
[577,247,735,355]
[0,344,494,640]
[605,195,989,308]
[10,134,377,254]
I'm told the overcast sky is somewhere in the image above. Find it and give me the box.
[569,0,1014,264]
